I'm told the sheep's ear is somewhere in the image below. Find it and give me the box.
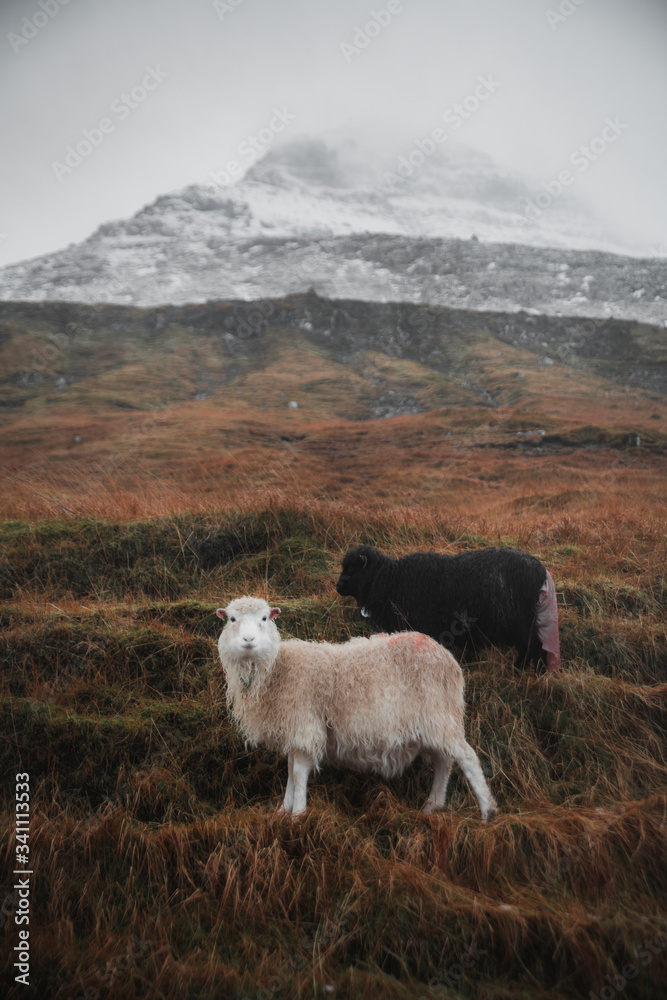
[359,554,368,569]
[215,608,228,620]
[269,607,281,619]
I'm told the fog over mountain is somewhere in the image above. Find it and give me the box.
[0,137,664,323]
[2,0,667,272]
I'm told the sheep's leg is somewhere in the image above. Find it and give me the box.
[280,751,295,813]
[422,750,454,814]
[517,626,544,671]
[452,741,498,823]
[528,631,547,672]
[290,750,313,816]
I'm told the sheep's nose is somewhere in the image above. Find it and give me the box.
[242,637,254,645]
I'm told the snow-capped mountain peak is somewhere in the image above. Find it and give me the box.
[0,136,664,323]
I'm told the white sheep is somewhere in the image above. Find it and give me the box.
[216,596,497,820]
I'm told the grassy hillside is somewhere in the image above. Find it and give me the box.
[1,500,665,999]
[1,296,666,998]
[1,295,665,525]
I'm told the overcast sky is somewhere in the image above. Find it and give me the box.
[1,0,666,267]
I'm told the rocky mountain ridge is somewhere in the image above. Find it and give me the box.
[2,139,664,323]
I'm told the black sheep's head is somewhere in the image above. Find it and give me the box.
[335,545,380,602]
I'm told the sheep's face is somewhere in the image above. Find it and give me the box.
[216,597,281,662]
[336,545,379,601]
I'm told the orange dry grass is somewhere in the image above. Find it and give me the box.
[1,305,666,998]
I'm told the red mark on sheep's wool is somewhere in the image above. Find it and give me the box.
[388,632,437,653]
[536,570,561,671]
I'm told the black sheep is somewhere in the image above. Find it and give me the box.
[336,544,561,671]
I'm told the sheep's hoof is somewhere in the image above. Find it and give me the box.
[421,799,437,815]
[483,805,499,823]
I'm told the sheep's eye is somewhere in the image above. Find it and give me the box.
[230,616,236,623]
[262,616,267,622]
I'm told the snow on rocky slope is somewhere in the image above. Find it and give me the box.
[1,138,665,322]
